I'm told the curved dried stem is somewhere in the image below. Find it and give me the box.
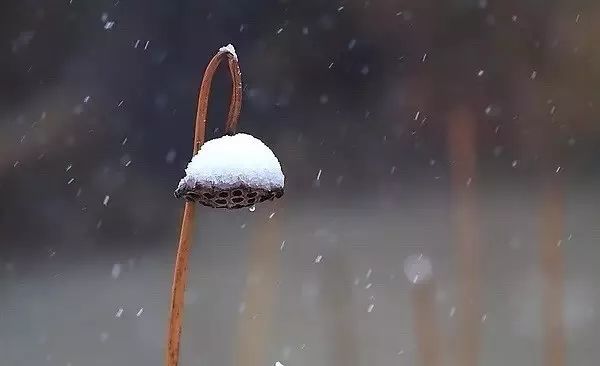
[166,47,242,366]
[193,50,242,153]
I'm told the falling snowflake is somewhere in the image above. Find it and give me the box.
[111,263,121,279]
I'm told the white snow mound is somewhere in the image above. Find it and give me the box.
[219,43,238,61]
[177,133,284,191]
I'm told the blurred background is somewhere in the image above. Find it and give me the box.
[1,0,600,365]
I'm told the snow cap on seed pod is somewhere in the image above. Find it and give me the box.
[175,133,284,209]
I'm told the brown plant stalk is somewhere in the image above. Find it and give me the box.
[447,107,481,366]
[412,281,440,366]
[540,182,565,366]
[166,48,242,366]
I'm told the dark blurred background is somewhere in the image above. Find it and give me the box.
[1,0,599,365]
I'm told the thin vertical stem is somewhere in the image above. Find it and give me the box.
[234,202,282,366]
[324,251,359,366]
[166,202,196,366]
[540,183,565,366]
[447,107,481,366]
[166,47,242,366]
[412,282,440,366]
